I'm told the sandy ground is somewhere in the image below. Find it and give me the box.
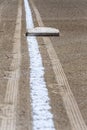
[0,0,87,130]
[31,0,87,129]
[0,0,18,124]
[0,0,30,129]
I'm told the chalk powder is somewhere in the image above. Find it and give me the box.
[24,0,55,129]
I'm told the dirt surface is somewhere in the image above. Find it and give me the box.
[0,0,30,130]
[31,0,87,129]
[0,0,17,103]
[0,0,18,125]
[0,0,87,130]
[16,2,31,130]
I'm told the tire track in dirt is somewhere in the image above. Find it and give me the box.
[0,0,22,129]
[29,0,87,130]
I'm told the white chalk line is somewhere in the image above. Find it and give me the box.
[24,0,56,129]
[0,0,22,130]
[30,0,87,130]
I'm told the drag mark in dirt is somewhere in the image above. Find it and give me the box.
[24,0,55,129]
[0,0,22,130]
[30,0,87,130]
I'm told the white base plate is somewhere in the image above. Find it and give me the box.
[26,27,60,36]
